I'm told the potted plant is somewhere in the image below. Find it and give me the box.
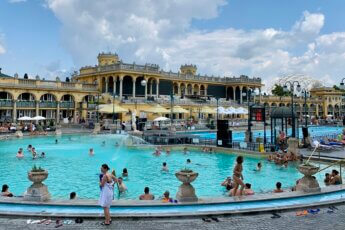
[24,165,50,201]
[28,165,48,184]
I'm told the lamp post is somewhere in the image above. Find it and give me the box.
[216,97,220,129]
[339,78,345,118]
[242,89,256,143]
[112,92,116,124]
[283,81,301,138]
[96,92,100,123]
[170,86,174,128]
[302,89,309,128]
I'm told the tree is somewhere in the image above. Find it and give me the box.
[271,84,290,96]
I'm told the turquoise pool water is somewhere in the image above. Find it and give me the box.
[194,126,344,141]
[0,134,339,200]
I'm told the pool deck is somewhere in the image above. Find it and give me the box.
[2,204,345,230]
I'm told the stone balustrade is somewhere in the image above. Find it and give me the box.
[80,62,261,84]
[0,76,98,92]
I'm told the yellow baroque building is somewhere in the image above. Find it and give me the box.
[74,52,263,122]
[258,87,344,118]
[0,52,263,124]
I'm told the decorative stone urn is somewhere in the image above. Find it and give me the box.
[55,124,62,136]
[15,130,23,138]
[287,138,300,157]
[175,169,199,202]
[24,170,51,202]
[296,164,321,193]
[93,123,101,134]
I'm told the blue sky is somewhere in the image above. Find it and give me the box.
[0,0,345,88]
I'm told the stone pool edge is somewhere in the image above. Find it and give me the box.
[0,185,344,218]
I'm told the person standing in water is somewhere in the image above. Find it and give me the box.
[232,156,245,196]
[89,148,94,156]
[99,164,114,226]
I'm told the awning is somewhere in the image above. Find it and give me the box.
[200,106,217,114]
[18,116,32,121]
[142,104,169,113]
[98,104,128,113]
[167,106,189,114]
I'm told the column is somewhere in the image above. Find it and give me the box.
[150,81,153,96]
[119,77,123,100]
[132,77,136,98]
[198,85,201,95]
[113,77,117,95]
[144,77,148,99]
[316,104,319,116]
[105,78,109,93]
[12,100,17,122]
[56,101,60,124]
[259,88,262,103]
[240,86,243,104]
[156,79,159,98]
[233,86,236,102]
[177,83,181,96]
[73,102,78,123]
[35,100,39,117]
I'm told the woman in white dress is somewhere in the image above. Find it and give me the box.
[99,164,114,225]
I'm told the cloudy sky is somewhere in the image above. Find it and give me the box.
[1,0,345,88]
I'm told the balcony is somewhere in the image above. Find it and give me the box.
[39,101,57,108]
[60,101,75,108]
[87,103,97,109]
[0,77,98,92]
[17,101,36,108]
[0,100,13,107]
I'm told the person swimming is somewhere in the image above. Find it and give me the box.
[16,148,24,158]
[89,148,94,156]
[27,145,32,152]
[117,177,127,193]
[183,147,189,154]
[254,162,262,171]
[41,152,45,158]
[165,148,171,155]
[32,148,37,160]
[162,162,169,172]
[186,159,191,164]
[55,139,58,144]
[115,142,119,147]
[153,148,161,156]
[122,168,128,177]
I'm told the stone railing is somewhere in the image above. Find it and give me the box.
[259,95,322,104]
[39,101,57,108]
[79,63,262,85]
[0,100,13,107]
[60,101,75,108]
[17,100,36,108]
[0,77,98,92]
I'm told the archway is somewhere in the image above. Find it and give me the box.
[122,75,133,97]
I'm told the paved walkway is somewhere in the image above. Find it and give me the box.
[1,204,345,230]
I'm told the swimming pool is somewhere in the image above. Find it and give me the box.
[194,126,344,141]
[0,134,339,200]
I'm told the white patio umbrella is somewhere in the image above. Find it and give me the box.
[234,107,248,114]
[32,116,46,121]
[18,116,33,121]
[225,107,236,115]
[154,116,169,122]
[216,106,226,114]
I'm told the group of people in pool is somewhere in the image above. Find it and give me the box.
[267,150,298,167]
[324,170,342,185]
[220,156,289,196]
[15,144,45,159]
[98,164,177,225]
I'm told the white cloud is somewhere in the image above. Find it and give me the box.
[0,34,5,55]
[43,1,345,89]
[8,0,27,3]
